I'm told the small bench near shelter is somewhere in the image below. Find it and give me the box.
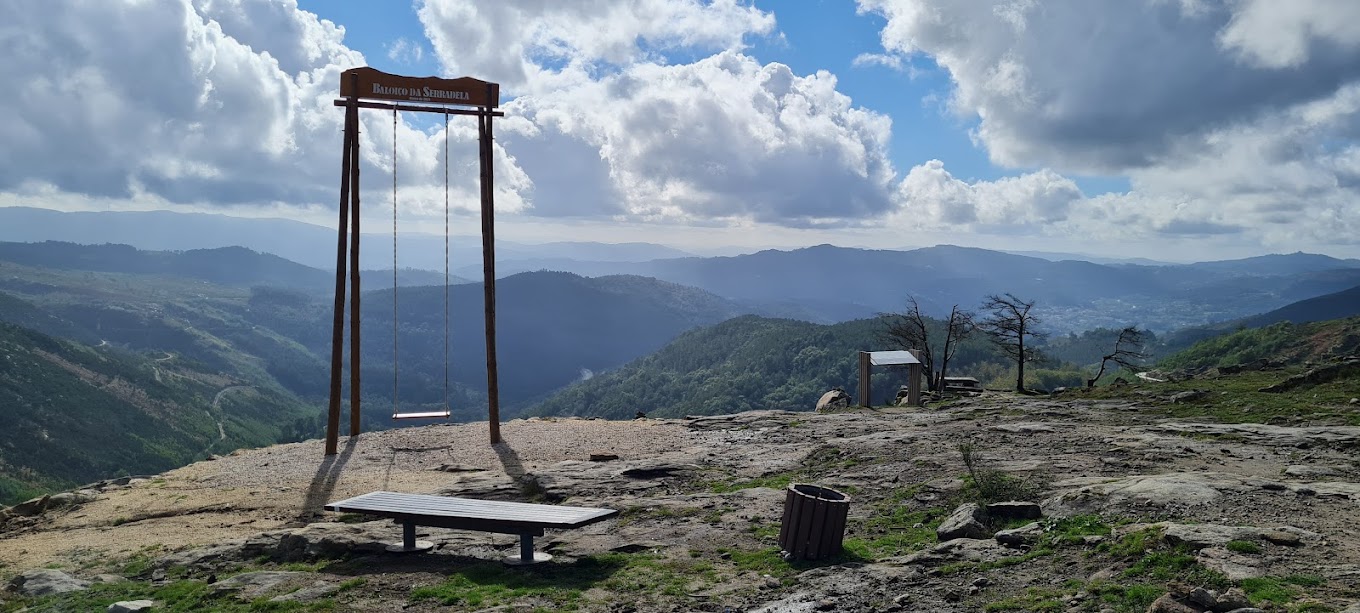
[325,491,618,564]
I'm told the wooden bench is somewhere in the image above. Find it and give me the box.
[324,491,618,564]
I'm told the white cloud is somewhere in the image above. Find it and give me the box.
[500,53,898,225]
[856,0,1360,173]
[417,0,776,93]
[418,2,898,226]
[386,37,425,65]
[858,0,1360,253]
[1217,0,1360,69]
[852,53,903,71]
[895,160,1082,229]
[0,0,525,219]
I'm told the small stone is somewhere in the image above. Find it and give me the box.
[815,598,836,610]
[972,577,990,587]
[1213,588,1252,611]
[108,600,157,612]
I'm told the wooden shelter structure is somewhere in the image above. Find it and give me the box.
[324,67,504,455]
[858,350,923,407]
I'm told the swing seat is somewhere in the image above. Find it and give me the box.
[392,410,451,420]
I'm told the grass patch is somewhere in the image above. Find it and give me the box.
[1086,368,1360,426]
[983,586,1064,611]
[722,546,867,582]
[1226,540,1262,555]
[410,552,712,610]
[3,578,334,612]
[707,473,795,494]
[1239,575,1326,607]
[1085,581,1166,613]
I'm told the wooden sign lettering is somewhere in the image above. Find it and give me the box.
[340,67,499,108]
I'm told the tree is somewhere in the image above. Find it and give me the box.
[937,305,975,390]
[880,297,974,391]
[1086,326,1146,388]
[880,296,937,390]
[978,294,1046,393]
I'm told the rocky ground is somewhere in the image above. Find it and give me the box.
[2,387,1359,612]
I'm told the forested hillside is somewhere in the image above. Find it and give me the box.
[0,322,313,504]
[1159,316,1360,371]
[527,315,1076,419]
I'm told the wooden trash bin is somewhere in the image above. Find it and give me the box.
[778,484,850,561]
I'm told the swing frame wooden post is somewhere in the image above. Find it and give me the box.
[324,68,505,456]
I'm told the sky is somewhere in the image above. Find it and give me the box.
[2,1,1360,261]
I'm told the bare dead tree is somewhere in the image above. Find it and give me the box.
[978,293,1046,393]
[881,297,975,392]
[1087,326,1147,388]
[880,296,936,390]
[937,305,975,390]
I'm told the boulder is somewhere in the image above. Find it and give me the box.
[108,600,157,612]
[1147,593,1204,613]
[994,522,1043,548]
[815,389,851,413]
[7,569,92,597]
[1170,390,1209,404]
[986,501,1042,520]
[7,495,51,517]
[936,503,989,541]
[154,542,252,573]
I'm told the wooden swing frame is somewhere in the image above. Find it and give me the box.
[324,67,505,455]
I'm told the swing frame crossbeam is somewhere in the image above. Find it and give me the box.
[324,67,504,455]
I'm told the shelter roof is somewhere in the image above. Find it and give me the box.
[867,350,921,366]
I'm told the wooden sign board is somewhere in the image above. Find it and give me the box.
[340,67,499,108]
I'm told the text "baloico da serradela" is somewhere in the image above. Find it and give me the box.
[372,83,470,101]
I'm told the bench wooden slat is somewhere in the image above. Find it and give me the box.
[324,491,618,531]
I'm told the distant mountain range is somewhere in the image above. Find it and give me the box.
[482,243,1360,331]
[0,206,694,271]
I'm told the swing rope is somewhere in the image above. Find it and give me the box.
[443,109,451,415]
[389,108,452,421]
[392,108,399,418]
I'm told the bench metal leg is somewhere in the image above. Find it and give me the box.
[385,521,434,553]
[503,533,552,565]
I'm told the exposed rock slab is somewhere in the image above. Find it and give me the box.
[1144,423,1360,447]
[6,569,92,596]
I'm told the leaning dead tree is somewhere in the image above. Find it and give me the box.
[881,297,973,391]
[1087,326,1147,388]
[978,293,1045,393]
